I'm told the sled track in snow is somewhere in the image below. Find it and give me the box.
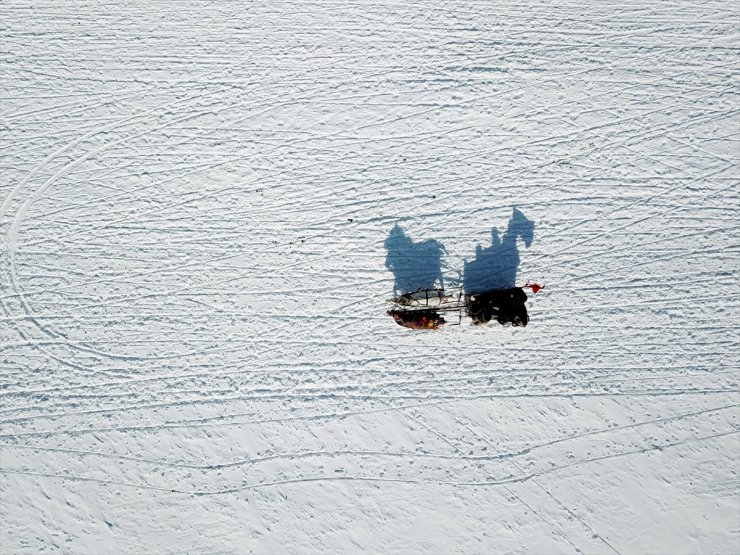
[1,1,738,553]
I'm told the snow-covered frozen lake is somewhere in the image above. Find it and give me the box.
[1,1,738,553]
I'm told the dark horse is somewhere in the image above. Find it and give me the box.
[463,208,534,294]
[384,224,446,296]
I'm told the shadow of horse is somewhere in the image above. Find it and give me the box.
[384,224,446,296]
[463,208,534,294]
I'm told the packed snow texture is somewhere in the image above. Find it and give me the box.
[1,1,738,553]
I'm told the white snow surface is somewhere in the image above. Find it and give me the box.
[1,1,739,553]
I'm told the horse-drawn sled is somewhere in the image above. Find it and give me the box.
[387,284,542,330]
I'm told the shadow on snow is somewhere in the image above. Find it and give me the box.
[463,207,535,294]
[384,224,446,296]
[384,207,535,296]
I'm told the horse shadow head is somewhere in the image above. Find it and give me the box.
[463,208,535,294]
[385,224,446,295]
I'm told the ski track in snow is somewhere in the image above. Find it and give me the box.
[1,1,738,553]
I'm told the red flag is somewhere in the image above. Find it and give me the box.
[526,283,544,294]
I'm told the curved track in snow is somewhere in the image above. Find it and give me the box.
[1,1,738,553]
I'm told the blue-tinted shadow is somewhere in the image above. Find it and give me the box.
[463,208,535,294]
[384,224,446,296]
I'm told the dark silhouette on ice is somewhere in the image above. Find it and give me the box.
[463,207,534,294]
[384,224,446,295]
[385,209,537,330]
